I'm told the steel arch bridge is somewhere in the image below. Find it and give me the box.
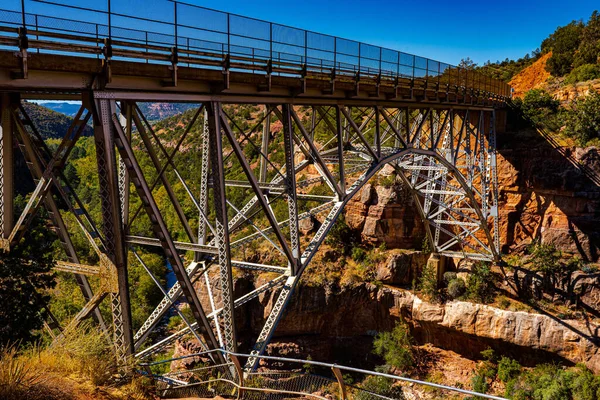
[0,0,508,370]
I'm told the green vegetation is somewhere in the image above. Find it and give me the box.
[326,215,361,255]
[563,90,600,144]
[21,102,92,139]
[465,348,600,399]
[417,263,440,302]
[564,63,600,84]
[0,324,152,400]
[373,319,414,371]
[447,276,466,299]
[474,52,540,82]
[513,89,561,127]
[511,87,600,145]
[473,10,600,84]
[0,200,56,345]
[465,262,497,304]
[355,375,404,400]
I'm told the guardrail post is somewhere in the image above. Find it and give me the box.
[332,366,347,400]
[230,354,245,399]
[141,364,157,393]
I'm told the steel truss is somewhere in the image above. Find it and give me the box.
[1,92,500,369]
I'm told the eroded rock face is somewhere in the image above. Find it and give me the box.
[344,181,425,249]
[375,250,429,286]
[497,137,600,261]
[258,283,600,373]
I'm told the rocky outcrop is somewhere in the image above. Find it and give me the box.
[375,250,429,286]
[497,131,600,261]
[257,283,600,372]
[552,79,600,103]
[344,173,425,249]
[412,296,600,371]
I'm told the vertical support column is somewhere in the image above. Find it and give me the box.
[206,102,237,352]
[282,104,300,275]
[489,110,500,257]
[478,110,488,219]
[464,110,473,188]
[118,102,131,231]
[259,106,270,183]
[0,93,14,246]
[198,108,210,246]
[374,106,381,159]
[335,106,345,196]
[92,96,134,363]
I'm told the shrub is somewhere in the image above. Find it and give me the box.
[466,262,497,304]
[471,349,497,395]
[326,215,360,254]
[563,90,600,145]
[352,248,367,263]
[373,320,414,371]
[418,264,440,302]
[570,364,600,400]
[356,376,405,400]
[520,89,561,127]
[497,357,522,383]
[564,64,600,84]
[379,174,396,188]
[472,373,489,394]
[506,364,573,400]
[421,236,432,254]
[0,345,40,400]
[443,271,457,285]
[447,278,466,299]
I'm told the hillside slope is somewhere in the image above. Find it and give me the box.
[509,52,552,98]
[22,102,92,139]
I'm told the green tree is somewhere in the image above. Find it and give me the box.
[563,89,600,144]
[497,357,522,383]
[459,57,477,70]
[519,89,561,127]
[543,21,584,76]
[373,319,414,371]
[574,11,600,67]
[466,262,497,304]
[0,208,56,344]
[565,64,600,84]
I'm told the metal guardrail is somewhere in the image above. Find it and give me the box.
[0,0,510,100]
[140,348,508,400]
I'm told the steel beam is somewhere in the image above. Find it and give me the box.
[109,111,223,360]
[92,97,134,362]
[282,104,300,275]
[206,102,237,352]
[0,93,14,245]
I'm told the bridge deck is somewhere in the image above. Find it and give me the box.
[0,49,501,109]
[0,4,509,105]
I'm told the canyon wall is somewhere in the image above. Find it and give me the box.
[496,130,600,261]
[342,129,600,262]
[250,280,600,373]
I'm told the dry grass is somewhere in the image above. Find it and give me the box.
[0,324,154,400]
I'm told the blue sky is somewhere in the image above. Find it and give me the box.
[7,0,600,66]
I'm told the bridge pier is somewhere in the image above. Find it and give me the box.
[0,93,14,248]
[92,97,135,362]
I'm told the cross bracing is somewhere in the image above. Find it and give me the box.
[0,0,505,372]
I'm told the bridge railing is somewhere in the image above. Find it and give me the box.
[140,348,507,399]
[0,0,510,100]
